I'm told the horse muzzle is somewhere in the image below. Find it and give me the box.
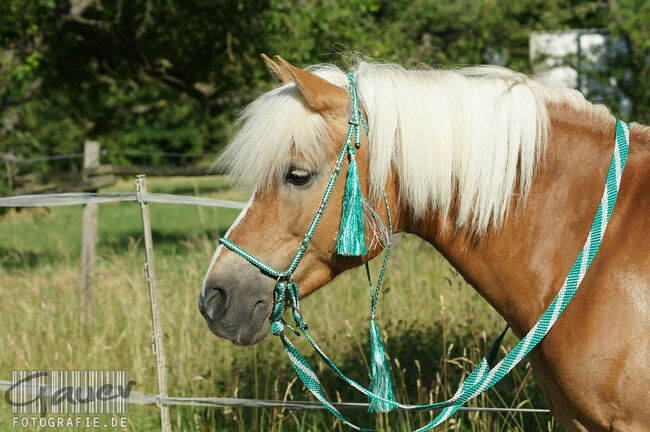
[200,274,273,346]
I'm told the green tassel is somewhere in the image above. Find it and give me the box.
[335,148,368,256]
[368,319,397,412]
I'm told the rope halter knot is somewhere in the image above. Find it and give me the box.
[269,282,286,336]
[270,279,308,337]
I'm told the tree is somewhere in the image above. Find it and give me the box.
[0,0,648,180]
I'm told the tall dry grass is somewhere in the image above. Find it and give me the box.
[0,178,560,431]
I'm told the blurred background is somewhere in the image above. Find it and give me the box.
[0,1,648,431]
[1,0,649,189]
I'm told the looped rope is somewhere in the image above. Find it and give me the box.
[369,192,392,320]
[270,283,286,335]
[346,73,368,149]
[283,281,305,330]
[271,280,308,336]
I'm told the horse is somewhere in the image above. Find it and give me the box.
[199,55,650,431]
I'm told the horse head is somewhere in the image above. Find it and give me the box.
[199,56,395,345]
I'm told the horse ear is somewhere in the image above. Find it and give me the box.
[274,55,348,114]
[260,53,292,84]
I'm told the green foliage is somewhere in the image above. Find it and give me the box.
[606,0,650,120]
[0,0,648,182]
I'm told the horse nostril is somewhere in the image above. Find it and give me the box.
[205,286,229,322]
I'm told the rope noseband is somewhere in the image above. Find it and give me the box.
[212,72,631,430]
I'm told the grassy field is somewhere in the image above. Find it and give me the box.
[0,177,560,431]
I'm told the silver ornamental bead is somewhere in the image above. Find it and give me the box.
[301,238,308,247]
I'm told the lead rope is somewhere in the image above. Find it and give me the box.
[216,75,631,430]
[273,120,630,431]
[366,192,397,411]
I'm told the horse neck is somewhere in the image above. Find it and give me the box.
[398,103,619,337]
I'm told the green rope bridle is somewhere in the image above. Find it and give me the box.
[215,72,631,430]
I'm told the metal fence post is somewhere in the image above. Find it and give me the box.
[135,175,172,432]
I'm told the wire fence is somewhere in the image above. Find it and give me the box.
[0,152,85,165]
[0,192,245,209]
[102,149,217,158]
[1,150,217,166]
[0,380,548,413]
[0,183,551,429]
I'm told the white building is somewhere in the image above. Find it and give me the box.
[529,29,631,114]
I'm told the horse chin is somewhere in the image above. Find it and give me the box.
[233,318,270,346]
[206,318,270,346]
[204,298,271,346]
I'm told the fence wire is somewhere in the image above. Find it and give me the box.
[0,380,549,413]
[1,150,216,166]
[0,192,246,209]
[103,149,217,158]
[0,153,85,165]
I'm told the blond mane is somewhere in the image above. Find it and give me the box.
[217,60,613,234]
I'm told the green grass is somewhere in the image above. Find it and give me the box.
[0,177,560,431]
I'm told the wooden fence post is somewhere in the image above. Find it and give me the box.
[80,141,100,326]
[135,175,172,432]
[3,158,15,194]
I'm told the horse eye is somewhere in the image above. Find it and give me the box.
[285,168,313,186]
